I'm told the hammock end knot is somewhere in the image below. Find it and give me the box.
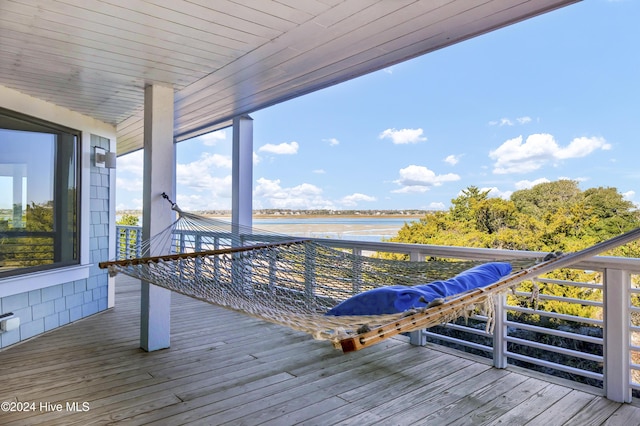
[161,192,184,215]
[107,265,118,277]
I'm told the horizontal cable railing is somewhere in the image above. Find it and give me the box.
[0,232,55,268]
[630,280,640,394]
[114,225,640,402]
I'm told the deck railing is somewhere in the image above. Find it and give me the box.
[115,225,640,403]
[116,226,142,260]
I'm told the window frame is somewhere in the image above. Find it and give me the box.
[0,107,82,278]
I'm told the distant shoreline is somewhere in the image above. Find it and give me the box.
[115,210,426,240]
[116,210,431,220]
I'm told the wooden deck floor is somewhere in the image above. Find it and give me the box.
[1,276,639,425]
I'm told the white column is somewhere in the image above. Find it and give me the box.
[107,137,117,309]
[232,115,253,229]
[604,268,632,403]
[12,165,23,227]
[140,84,175,352]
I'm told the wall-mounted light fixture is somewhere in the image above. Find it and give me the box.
[94,146,117,169]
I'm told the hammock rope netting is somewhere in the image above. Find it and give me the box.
[103,209,543,346]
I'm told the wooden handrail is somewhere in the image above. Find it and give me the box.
[98,238,310,269]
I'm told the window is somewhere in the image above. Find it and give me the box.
[0,108,80,277]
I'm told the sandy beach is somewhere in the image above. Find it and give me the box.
[249,215,423,240]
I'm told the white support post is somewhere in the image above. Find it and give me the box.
[231,115,254,294]
[604,268,632,403]
[232,115,253,229]
[107,136,117,309]
[140,84,175,352]
[493,293,508,368]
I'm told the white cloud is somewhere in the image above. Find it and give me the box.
[481,186,512,199]
[174,153,234,208]
[197,130,227,146]
[178,152,232,174]
[379,128,427,145]
[514,177,551,190]
[254,178,334,209]
[115,150,144,194]
[115,176,143,194]
[489,134,611,174]
[253,152,261,165]
[623,190,635,200]
[489,116,532,126]
[392,165,460,193]
[563,176,589,182]
[444,154,460,166]
[453,187,510,199]
[340,193,376,207]
[258,141,299,154]
[428,202,446,210]
[116,150,144,177]
[178,172,233,195]
[175,190,232,211]
[555,136,611,159]
[313,169,326,174]
[382,67,394,74]
[323,137,340,146]
[116,198,142,211]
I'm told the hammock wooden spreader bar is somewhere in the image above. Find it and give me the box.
[338,226,640,353]
[98,238,310,269]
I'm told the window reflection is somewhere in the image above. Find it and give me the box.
[0,110,79,276]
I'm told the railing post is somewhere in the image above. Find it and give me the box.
[268,249,277,293]
[304,243,316,304]
[116,227,123,259]
[493,293,508,368]
[213,236,220,284]
[353,248,362,295]
[409,328,427,346]
[194,233,202,277]
[604,267,632,403]
[135,228,142,258]
[409,251,424,262]
[408,250,427,345]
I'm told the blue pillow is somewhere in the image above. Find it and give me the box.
[325,262,512,316]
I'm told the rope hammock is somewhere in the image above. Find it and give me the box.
[100,201,640,352]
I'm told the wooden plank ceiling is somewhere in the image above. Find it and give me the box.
[0,0,579,155]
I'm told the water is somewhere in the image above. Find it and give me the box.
[116,214,421,242]
[252,217,417,242]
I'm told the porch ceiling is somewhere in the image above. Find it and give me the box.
[0,0,578,155]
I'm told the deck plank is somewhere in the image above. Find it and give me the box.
[524,390,598,426]
[445,377,551,425]
[0,275,639,425]
[563,396,624,426]
[603,403,640,426]
[485,383,574,425]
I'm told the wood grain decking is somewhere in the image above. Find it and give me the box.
[1,275,639,425]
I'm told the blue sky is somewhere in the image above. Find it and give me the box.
[116,0,639,212]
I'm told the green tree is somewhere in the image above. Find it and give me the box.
[387,181,640,318]
[450,186,491,226]
[117,213,139,226]
[511,179,582,217]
